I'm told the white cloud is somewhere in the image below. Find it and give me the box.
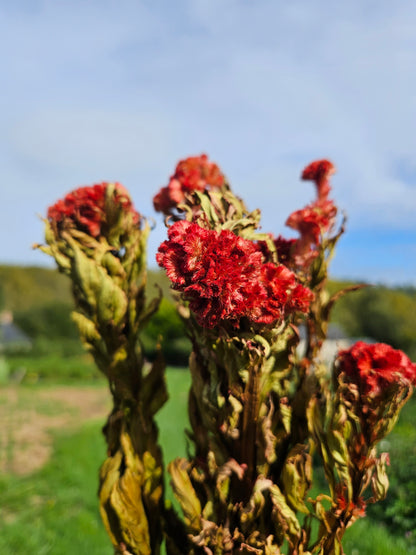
[9,109,176,181]
[2,0,416,282]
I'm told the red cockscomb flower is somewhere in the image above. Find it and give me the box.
[47,183,139,238]
[250,263,314,325]
[282,160,338,269]
[153,154,225,215]
[273,235,298,265]
[302,159,335,202]
[286,201,337,246]
[157,221,312,328]
[337,341,416,397]
[285,201,337,268]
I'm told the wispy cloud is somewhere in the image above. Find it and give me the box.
[1,0,416,282]
[9,110,176,181]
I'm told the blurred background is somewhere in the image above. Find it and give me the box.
[1,1,416,553]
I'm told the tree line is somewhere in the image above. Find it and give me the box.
[1,265,416,363]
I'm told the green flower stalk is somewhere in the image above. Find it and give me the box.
[36,182,167,555]
[155,156,317,553]
[155,156,416,554]
[35,158,416,555]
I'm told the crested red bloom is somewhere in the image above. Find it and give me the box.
[286,200,337,246]
[337,341,416,397]
[284,161,338,269]
[302,159,335,202]
[157,221,262,327]
[157,221,312,328]
[153,154,225,215]
[251,263,314,325]
[273,235,298,265]
[286,282,315,314]
[285,200,337,268]
[172,153,225,190]
[47,182,139,237]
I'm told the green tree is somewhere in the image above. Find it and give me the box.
[14,302,80,341]
[330,284,416,359]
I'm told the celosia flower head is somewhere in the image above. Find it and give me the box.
[302,159,335,202]
[337,341,416,397]
[273,235,297,265]
[153,154,225,215]
[282,160,338,269]
[286,201,337,246]
[157,220,312,328]
[47,182,140,238]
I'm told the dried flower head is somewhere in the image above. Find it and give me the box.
[47,183,140,238]
[286,201,337,246]
[337,341,416,397]
[334,484,366,518]
[282,160,338,269]
[157,220,312,328]
[302,159,335,202]
[153,154,225,215]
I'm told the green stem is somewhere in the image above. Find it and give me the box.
[240,360,260,499]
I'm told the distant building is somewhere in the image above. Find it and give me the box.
[0,311,32,353]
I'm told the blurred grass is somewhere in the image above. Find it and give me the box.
[343,518,415,555]
[0,368,191,554]
[0,369,415,554]
[7,350,101,384]
[0,423,110,554]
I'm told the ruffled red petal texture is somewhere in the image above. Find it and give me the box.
[277,159,338,269]
[153,179,185,214]
[302,159,335,202]
[157,221,313,328]
[273,236,298,265]
[285,198,337,269]
[286,200,337,244]
[286,283,315,314]
[153,154,225,214]
[174,154,225,191]
[337,341,416,397]
[47,183,139,237]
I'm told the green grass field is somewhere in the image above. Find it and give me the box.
[1,368,415,554]
[0,369,191,554]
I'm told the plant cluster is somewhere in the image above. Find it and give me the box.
[37,155,416,554]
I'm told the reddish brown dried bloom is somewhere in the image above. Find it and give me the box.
[335,485,366,518]
[48,183,139,237]
[157,221,312,328]
[286,201,337,246]
[283,160,338,269]
[273,235,298,265]
[337,341,416,397]
[172,153,225,190]
[153,154,225,215]
[252,263,314,325]
[285,200,337,267]
[302,159,335,201]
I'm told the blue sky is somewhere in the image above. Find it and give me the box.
[2,0,416,285]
